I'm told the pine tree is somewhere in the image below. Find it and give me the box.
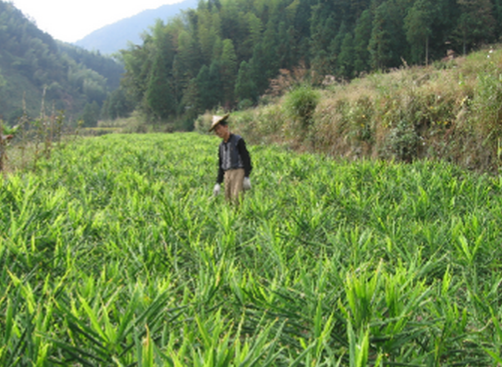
[144,21,176,119]
[369,0,409,69]
[404,0,436,64]
[241,12,263,61]
[220,39,238,107]
[277,22,295,69]
[145,53,174,119]
[338,33,355,79]
[353,9,373,75]
[195,65,213,111]
[494,0,502,38]
[454,0,495,55]
[235,60,258,105]
[329,21,349,72]
[198,9,221,62]
[209,60,223,107]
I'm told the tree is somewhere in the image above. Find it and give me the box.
[145,52,175,119]
[220,39,238,107]
[261,19,280,78]
[195,65,212,111]
[196,63,221,110]
[80,101,100,127]
[369,0,409,70]
[277,22,295,69]
[209,60,223,106]
[197,9,221,62]
[310,14,337,65]
[179,77,200,123]
[144,21,176,119]
[454,0,495,54]
[310,14,338,84]
[121,43,151,107]
[494,0,502,38]
[249,19,280,95]
[353,9,373,75]
[329,21,349,73]
[101,88,135,120]
[234,61,258,104]
[404,0,433,64]
[338,33,355,79]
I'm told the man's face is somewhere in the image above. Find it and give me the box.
[214,124,229,140]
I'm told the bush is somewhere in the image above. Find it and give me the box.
[385,120,420,162]
[284,85,320,133]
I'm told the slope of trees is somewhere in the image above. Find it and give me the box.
[120,0,501,127]
[0,1,124,125]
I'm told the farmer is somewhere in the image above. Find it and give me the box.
[209,113,252,203]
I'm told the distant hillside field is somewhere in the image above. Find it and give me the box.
[74,0,198,55]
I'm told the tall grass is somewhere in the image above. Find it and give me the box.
[230,45,502,173]
[1,133,502,365]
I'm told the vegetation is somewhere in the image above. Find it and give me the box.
[1,133,502,365]
[3,1,502,365]
[120,0,501,125]
[0,1,124,125]
[205,45,502,173]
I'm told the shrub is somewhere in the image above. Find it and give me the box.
[284,84,320,133]
[385,119,420,162]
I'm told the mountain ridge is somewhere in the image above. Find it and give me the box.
[74,0,198,55]
[0,0,124,123]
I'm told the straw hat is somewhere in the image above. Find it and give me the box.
[209,113,230,132]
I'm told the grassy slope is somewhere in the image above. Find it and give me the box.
[221,45,502,174]
[1,133,502,365]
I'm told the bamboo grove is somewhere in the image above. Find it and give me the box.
[2,133,502,365]
[119,0,502,126]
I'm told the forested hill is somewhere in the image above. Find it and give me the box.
[0,1,124,124]
[120,0,501,127]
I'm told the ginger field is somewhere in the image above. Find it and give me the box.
[2,133,502,366]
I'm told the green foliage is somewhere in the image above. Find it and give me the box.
[220,39,238,106]
[80,102,101,127]
[101,88,136,120]
[0,0,124,120]
[284,84,320,133]
[404,0,436,64]
[454,0,495,55]
[114,0,502,127]
[386,119,420,162]
[472,71,502,138]
[2,133,502,365]
[223,46,502,172]
[369,0,408,70]
[59,43,124,90]
[234,61,258,104]
[338,33,355,79]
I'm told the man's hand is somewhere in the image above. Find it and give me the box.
[243,177,251,190]
[213,183,221,196]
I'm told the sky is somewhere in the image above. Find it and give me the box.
[11,0,184,43]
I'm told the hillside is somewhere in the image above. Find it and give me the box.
[117,0,502,128]
[203,45,502,174]
[74,0,198,55]
[0,1,124,124]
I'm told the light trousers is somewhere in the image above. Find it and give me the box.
[224,168,245,203]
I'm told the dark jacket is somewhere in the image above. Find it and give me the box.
[217,134,252,184]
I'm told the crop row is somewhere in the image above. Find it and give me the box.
[1,133,502,365]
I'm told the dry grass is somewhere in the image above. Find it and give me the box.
[226,44,502,173]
